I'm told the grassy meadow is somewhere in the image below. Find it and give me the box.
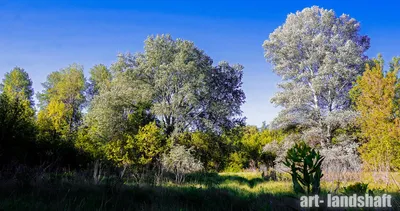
[1,171,399,211]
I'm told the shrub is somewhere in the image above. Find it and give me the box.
[283,141,324,195]
[343,182,372,195]
[224,152,246,172]
[161,145,203,183]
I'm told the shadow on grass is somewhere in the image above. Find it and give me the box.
[0,182,300,211]
[185,172,266,188]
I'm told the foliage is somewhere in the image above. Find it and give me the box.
[318,138,361,181]
[176,131,226,171]
[37,64,86,141]
[350,55,400,171]
[342,182,370,195]
[0,94,36,164]
[1,67,34,105]
[87,64,112,100]
[128,122,168,165]
[263,6,370,147]
[224,152,247,173]
[283,142,324,194]
[113,34,245,136]
[103,123,167,181]
[82,64,159,182]
[3,10,400,209]
[162,144,203,183]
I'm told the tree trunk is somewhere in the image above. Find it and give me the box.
[120,164,128,179]
[93,159,102,184]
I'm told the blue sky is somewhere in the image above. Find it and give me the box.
[1,0,399,126]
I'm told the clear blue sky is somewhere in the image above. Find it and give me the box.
[1,0,399,126]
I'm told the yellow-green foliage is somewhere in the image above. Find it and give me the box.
[225,152,247,172]
[224,126,285,171]
[38,101,71,139]
[1,67,35,121]
[104,122,167,167]
[350,55,400,171]
[176,131,224,171]
[2,67,34,104]
[131,122,168,165]
[37,64,86,141]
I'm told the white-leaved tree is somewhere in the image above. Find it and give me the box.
[263,6,369,147]
[262,6,369,173]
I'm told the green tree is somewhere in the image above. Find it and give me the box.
[263,6,370,147]
[104,122,166,168]
[130,122,168,165]
[87,64,112,100]
[161,144,203,183]
[80,70,156,182]
[176,131,226,171]
[112,34,245,136]
[37,64,86,141]
[0,95,36,164]
[1,67,34,105]
[350,55,400,171]
[0,68,36,164]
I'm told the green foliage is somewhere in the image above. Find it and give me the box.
[75,125,104,159]
[283,142,324,194]
[162,144,203,183]
[343,182,370,195]
[37,64,86,141]
[0,94,36,164]
[220,126,285,171]
[176,131,226,171]
[87,64,112,99]
[130,122,168,165]
[350,55,400,171]
[224,152,247,172]
[113,34,245,136]
[1,67,34,105]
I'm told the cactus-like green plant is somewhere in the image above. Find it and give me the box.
[283,141,324,195]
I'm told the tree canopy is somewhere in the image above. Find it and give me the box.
[113,34,245,136]
[350,55,400,171]
[263,6,370,147]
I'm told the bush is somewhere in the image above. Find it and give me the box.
[343,182,372,195]
[161,145,203,183]
[224,152,247,172]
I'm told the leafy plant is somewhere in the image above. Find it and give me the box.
[343,182,373,195]
[283,141,324,195]
[161,144,203,183]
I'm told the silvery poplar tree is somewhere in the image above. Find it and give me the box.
[113,34,245,136]
[263,6,370,147]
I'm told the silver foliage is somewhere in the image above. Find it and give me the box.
[263,6,369,146]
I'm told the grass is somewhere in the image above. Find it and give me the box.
[1,171,400,210]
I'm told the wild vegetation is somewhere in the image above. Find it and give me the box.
[1,6,400,210]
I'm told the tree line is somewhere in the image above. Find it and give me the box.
[1,6,399,183]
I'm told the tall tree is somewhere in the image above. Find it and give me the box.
[1,67,34,105]
[87,64,112,101]
[0,94,36,164]
[350,55,400,171]
[113,34,245,136]
[263,6,370,146]
[0,68,36,164]
[37,64,86,140]
[78,71,155,182]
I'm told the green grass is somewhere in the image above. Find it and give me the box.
[1,171,400,210]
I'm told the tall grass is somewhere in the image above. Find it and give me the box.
[1,168,399,210]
